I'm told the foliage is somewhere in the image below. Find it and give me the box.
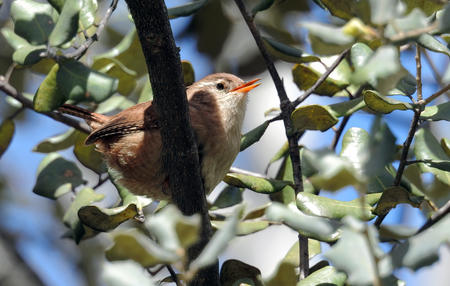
[0,0,449,285]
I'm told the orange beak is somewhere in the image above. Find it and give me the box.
[230,78,261,93]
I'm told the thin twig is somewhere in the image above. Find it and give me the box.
[292,48,351,107]
[7,107,24,120]
[417,200,450,233]
[424,84,450,105]
[0,78,90,133]
[4,63,17,83]
[415,45,423,102]
[388,23,438,43]
[233,0,309,279]
[66,0,119,59]
[166,264,182,286]
[93,174,109,189]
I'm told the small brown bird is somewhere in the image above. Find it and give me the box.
[59,73,260,200]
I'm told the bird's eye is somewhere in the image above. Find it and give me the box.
[216,83,225,90]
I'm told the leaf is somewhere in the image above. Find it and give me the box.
[282,239,321,266]
[138,79,153,103]
[292,64,349,96]
[1,28,29,50]
[220,259,263,286]
[105,229,180,267]
[33,128,77,153]
[328,96,367,117]
[212,220,270,236]
[243,203,271,220]
[167,0,208,19]
[48,0,81,46]
[438,3,450,33]
[414,128,450,186]
[33,153,84,199]
[385,8,428,41]
[315,0,371,22]
[263,37,320,64]
[10,0,58,45]
[266,203,342,242]
[210,185,243,210]
[240,121,269,151]
[95,95,135,114]
[181,60,195,86]
[291,105,339,132]
[417,33,450,56]
[79,0,98,29]
[296,192,376,220]
[101,260,156,286]
[370,0,400,25]
[420,101,450,121]
[364,90,412,113]
[386,215,450,270]
[12,44,46,66]
[373,186,422,216]
[379,224,417,240]
[145,205,201,251]
[324,216,390,285]
[351,46,402,95]
[251,0,275,15]
[0,119,15,158]
[190,206,242,271]
[298,266,347,286]
[73,131,107,174]
[340,127,369,172]
[34,64,64,112]
[302,21,354,48]
[403,0,445,16]
[92,57,137,96]
[265,262,296,286]
[63,187,104,243]
[350,42,373,69]
[224,173,292,194]
[441,138,450,156]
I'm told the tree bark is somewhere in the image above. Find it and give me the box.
[124,1,219,285]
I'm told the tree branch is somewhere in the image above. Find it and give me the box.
[417,200,450,233]
[123,1,217,285]
[233,0,309,279]
[424,84,450,105]
[0,77,90,133]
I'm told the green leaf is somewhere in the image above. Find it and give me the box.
[92,57,137,96]
[389,72,417,96]
[1,28,29,50]
[420,101,450,121]
[34,64,64,112]
[302,22,354,49]
[210,185,243,210]
[182,60,195,86]
[10,0,58,45]
[33,153,84,199]
[351,46,403,94]
[190,206,242,271]
[48,0,81,46]
[328,96,367,117]
[0,119,15,158]
[265,262,296,286]
[63,187,104,243]
[266,203,342,242]
[315,0,371,22]
[47,0,65,12]
[385,8,428,41]
[324,217,389,285]
[240,121,269,151]
[373,186,422,216]
[220,259,263,286]
[379,224,417,240]
[403,0,445,16]
[291,105,339,132]
[386,215,450,270]
[243,203,271,220]
[73,131,107,174]
[262,37,320,64]
[167,0,208,19]
[12,44,46,66]
[364,90,413,113]
[298,266,347,286]
[441,138,450,156]
[370,0,400,25]
[224,173,292,194]
[296,192,376,220]
[79,0,98,29]
[145,205,201,251]
[414,128,450,186]
[251,0,275,15]
[138,79,153,103]
[105,229,180,267]
[282,239,321,266]
[101,260,156,286]
[417,33,450,56]
[212,220,270,236]
[33,128,77,153]
[340,127,369,172]
[350,42,373,69]
[95,95,135,114]
[292,64,349,96]
[438,3,450,33]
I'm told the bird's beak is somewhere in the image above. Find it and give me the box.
[230,78,261,93]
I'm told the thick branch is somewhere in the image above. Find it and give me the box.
[0,78,90,133]
[233,0,309,279]
[123,1,217,285]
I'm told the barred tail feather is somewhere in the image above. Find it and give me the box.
[58,104,107,128]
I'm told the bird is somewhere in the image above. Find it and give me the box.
[59,73,260,200]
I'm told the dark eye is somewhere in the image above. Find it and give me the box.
[216,83,225,90]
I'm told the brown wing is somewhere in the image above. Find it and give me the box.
[85,101,159,145]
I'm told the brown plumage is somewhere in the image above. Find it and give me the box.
[59,73,260,200]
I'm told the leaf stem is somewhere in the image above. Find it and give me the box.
[423,84,450,105]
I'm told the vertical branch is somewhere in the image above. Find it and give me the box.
[232,0,309,279]
[415,45,423,102]
[123,1,218,285]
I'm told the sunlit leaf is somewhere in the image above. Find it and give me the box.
[298,266,347,286]
[224,173,292,194]
[210,185,243,210]
[167,0,208,19]
[266,203,342,242]
[240,121,269,151]
[12,44,46,65]
[265,262,296,286]
[33,128,77,153]
[441,138,450,156]
[417,33,450,56]
[282,239,321,266]
[92,58,137,96]
[101,260,156,286]
[138,78,153,103]
[314,0,371,23]
[1,28,30,50]
[212,220,270,236]
[385,8,427,42]
[181,60,195,86]
[73,131,107,174]
[364,90,413,113]
[291,104,338,132]
[373,186,423,216]
[79,0,98,29]
[420,101,450,121]
[33,153,84,199]
[438,4,450,33]
[48,0,81,46]
[302,22,354,55]
[243,203,271,220]
[370,0,400,25]
[292,64,349,96]
[0,119,15,158]
[63,187,104,243]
